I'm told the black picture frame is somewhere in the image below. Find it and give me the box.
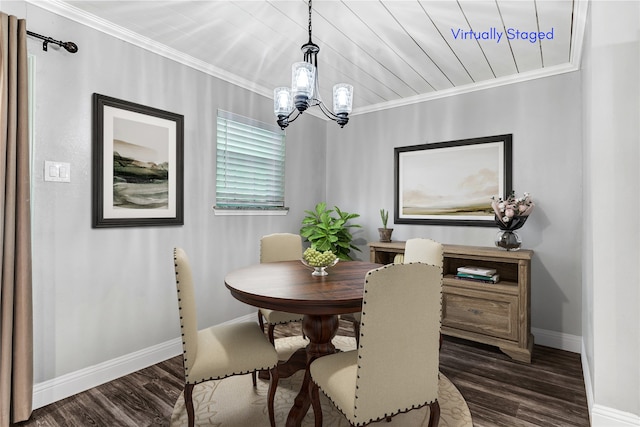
[92,93,184,228]
[394,134,512,227]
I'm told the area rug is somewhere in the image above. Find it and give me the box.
[170,336,472,426]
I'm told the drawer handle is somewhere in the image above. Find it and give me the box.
[468,308,482,315]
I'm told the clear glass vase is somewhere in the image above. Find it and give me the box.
[301,258,339,276]
[312,266,329,276]
[495,230,522,251]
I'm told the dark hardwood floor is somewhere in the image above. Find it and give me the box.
[15,320,590,427]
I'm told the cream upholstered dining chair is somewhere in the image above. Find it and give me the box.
[349,237,444,341]
[402,237,444,266]
[172,248,280,427]
[309,263,442,427]
[402,237,444,267]
[258,233,305,343]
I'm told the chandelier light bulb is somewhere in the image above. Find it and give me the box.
[333,84,353,114]
[274,87,293,115]
[292,62,315,96]
[295,70,310,90]
[292,62,315,112]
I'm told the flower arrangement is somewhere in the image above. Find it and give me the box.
[491,191,534,231]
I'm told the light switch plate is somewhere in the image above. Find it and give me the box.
[44,161,71,182]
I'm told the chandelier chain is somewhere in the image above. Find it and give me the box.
[307,0,313,42]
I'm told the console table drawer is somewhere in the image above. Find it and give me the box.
[442,287,519,341]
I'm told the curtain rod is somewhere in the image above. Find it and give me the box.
[26,30,78,53]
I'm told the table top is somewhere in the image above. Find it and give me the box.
[225,260,382,315]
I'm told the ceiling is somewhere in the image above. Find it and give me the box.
[36,0,587,117]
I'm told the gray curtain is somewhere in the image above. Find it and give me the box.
[0,12,33,426]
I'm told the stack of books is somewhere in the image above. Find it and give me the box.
[455,266,500,284]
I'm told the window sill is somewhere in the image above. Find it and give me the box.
[213,207,289,216]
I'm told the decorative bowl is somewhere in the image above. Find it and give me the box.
[300,258,339,276]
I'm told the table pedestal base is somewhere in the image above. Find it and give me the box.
[285,314,339,427]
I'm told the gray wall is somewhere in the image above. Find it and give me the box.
[583,0,640,422]
[327,72,583,338]
[5,1,326,383]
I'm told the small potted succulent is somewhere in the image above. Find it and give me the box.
[378,208,393,242]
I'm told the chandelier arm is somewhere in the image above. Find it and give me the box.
[317,101,349,128]
[316,100,340,121]
[288,109,302,123]
[313,67,322,102]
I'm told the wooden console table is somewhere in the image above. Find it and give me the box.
[369,241,534,363]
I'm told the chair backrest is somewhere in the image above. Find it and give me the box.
[260,233,303,263]
[173,247,198,376]
[354,263,442,422]
[403,238,443,267]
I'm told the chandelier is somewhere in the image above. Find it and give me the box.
[273,0,353,130]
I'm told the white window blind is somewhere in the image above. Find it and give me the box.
[216,110,286,209]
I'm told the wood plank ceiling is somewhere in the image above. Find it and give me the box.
[44,0,585,115]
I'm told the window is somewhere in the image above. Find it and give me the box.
[215,110,286,213]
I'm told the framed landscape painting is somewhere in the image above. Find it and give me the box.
[92,94,184,227]
[394,134,512,227]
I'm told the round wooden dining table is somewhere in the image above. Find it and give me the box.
[225,259,381,427]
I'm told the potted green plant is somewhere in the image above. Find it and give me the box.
[378,208,393,242]
[300,202,362,260]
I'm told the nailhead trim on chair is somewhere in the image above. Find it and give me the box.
[313,382,438,426]
[185,364,278,385]
[267,318,302,325]
[174,256,191,379]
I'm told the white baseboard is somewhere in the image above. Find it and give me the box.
[581,341,595,424]
[32,313,257,410]
[581,341,640,427]
[32,338,182,410]
[591,405,640,426]
[531,327,582,353]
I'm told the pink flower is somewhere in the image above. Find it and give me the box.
[491,192,535,229]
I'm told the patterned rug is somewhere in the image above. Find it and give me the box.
[170,336,472,426]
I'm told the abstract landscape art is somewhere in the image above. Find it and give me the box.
[394,135,512,227]
[92,94,183,227]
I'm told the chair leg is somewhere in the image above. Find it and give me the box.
[258,310,265,332]
[428,400,440,427]
[267,365,280,427]
[252,370,257,386]
[268,323,276,345]
[353,320,360,346]
[184,383,195,427]
[309,380,323,427]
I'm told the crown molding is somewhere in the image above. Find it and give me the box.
[351,61,580,116]
[24,0,270,98]
[26,0,588,120]
[350,0,589,116]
